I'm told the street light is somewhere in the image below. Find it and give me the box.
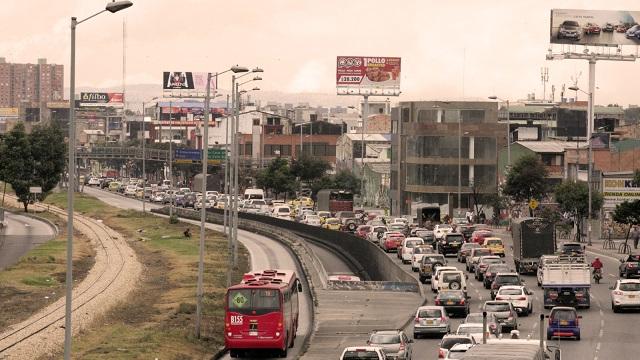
[67,2,132,358]
[459,130,470,217]
[568,85,595,246]
[488,96,511,167]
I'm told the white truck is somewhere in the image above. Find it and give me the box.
[542,263,591,309]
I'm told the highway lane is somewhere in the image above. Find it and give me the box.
[0,210,57,270]
[372,229,640,360]
[83,188,314,359]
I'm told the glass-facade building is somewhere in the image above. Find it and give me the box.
[390,101,507,216]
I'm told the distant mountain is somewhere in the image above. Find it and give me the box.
[68,84,361,108]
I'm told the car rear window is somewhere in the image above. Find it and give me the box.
[419,309,442,318]
[424,256,446,263]
[487,265,510,273]
[484,303,510,312]
[406,240,423,247]
[619,283,640,291]
[486,239,502,245]
[370,334,400,344]
[484,258,503,265]
[446,235,464,242]
[498,288,523,296]
[465,314,483,323]
[457,326,483,335]
[551,310,576,321]
[413,247,432,254]
[474,249,492,256]
[440,337,473,350]
[342,350,381,359]
[496,275,520,284]
[438,291,463,299]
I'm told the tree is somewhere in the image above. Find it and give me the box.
[555,180,603,242]
[290,156,331,186]
[502,154,549,215]
[612,200,640,244]
[255,158,296,199]
[333,170,360,195]
[0,123,35,211]
[29,123,66,199]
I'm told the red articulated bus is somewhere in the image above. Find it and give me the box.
[225,269,303,358]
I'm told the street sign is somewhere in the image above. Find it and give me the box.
[29,186,42,194]
[207,148,226,165]
[174,148,202,164]
[529,199,539,210]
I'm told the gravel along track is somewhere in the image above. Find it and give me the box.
[0,197,142,359]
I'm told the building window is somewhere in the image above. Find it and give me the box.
[253,118,260,126]
[460,109,485,123]
[407,136,469,158]
[417,109,438,123]
[473,165,496,187]
[407,164,469,187]
[473,137,496,159]
[442,110,459,123]
[401,108,410,123]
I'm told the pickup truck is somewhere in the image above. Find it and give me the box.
[619,254,640,278]
[542,263,591,309]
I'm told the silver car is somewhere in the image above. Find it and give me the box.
[413,306,450,338]
[482,300,518,333]
[368,330,413,360]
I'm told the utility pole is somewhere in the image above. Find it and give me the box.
[360,95,368,206]
[142,101,146,214]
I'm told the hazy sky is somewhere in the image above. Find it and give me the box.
[2,0,640,105]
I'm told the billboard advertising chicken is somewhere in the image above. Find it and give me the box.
[336,56,401,96]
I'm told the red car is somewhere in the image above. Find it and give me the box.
[584,23,601,34]
[355,225,371,239]
[617,25,629,33]
[471,230,493,244]
[384,234,405,253]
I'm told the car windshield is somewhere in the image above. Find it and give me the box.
[370,334,400,344]
[619,283,640,291]
[440,337,473,350]
[484,303,510,312]
[498,288,523,296]
[457,326,482,335]
[342,351,381,359]
[418,308,442,318]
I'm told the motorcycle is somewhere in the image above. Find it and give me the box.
[593,268,602,284]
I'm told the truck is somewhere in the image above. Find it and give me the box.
[316,189,353,214]
[511,217,556,275]
[416,204,441,227]
[542,263,591,309]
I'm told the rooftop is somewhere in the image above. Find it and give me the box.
[516,140,587,153]
[344,133,391,142]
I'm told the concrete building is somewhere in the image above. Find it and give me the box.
[0,58,63,109]
[391,100,507,216]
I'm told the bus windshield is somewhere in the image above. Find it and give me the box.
[228,289,281,315]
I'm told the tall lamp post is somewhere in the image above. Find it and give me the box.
[67,2,132,359]
[569,85,595,246]
[488,96,511,166]
[360,96,369,206]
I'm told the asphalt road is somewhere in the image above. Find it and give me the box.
[0,210,57,270]
[374,228,640,360]
[83,188,314,359]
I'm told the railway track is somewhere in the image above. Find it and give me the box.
[0,197,133,358]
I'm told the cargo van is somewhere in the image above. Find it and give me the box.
[244,188,265,201]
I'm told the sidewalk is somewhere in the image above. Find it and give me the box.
[584,237,638,259]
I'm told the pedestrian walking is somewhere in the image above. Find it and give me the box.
[632,225,640,249]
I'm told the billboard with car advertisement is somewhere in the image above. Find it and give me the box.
[80,92,124,107]
[162,72,216,96]
[550,9,640,46]
[336,56,401,96]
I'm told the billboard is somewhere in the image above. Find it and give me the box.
[162,72,216,96]
[0,108,19,117]
[550,9,640,47]
[80,92,124,107]
[336,56,401,96]
[174,148,202,163]
[602,178,640,208]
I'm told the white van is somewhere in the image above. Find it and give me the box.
[244,188,265,201]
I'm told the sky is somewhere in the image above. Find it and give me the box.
[2,0,640,106]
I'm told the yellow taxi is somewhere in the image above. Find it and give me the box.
[135,188,145,199]
[322,218,342,231]
[317,211,331,224]
[290,197,314,208]
[482,237,505,257]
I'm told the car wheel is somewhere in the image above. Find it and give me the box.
[413,333,419,339]
[419,277,426,284]
[484,283,490,290]
[547,333,552,340]
[612,303,619,313]
[576,333,580,341]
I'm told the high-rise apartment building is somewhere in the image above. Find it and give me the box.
[0,57,64,107]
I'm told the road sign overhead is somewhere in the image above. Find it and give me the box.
[208,148,226,160]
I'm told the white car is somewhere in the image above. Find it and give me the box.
[302,214,322,226]
[456,323,492,343]
[151,192,166,203]
[411,245,435,272]
[400,237,425,264]
[611,279,640,312]
[272,205,292,220]
[87,177,101,186]
[438,270,467,294]
[339,346,387,360]
[444,343,474,359]
[494,285,533,316]
[434,224,453,240]
[194,198,213,210]
[431,266,458,293]
[124,185,137,196]
[368,225,388,242]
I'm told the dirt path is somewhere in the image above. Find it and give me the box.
[0,197,142,359]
